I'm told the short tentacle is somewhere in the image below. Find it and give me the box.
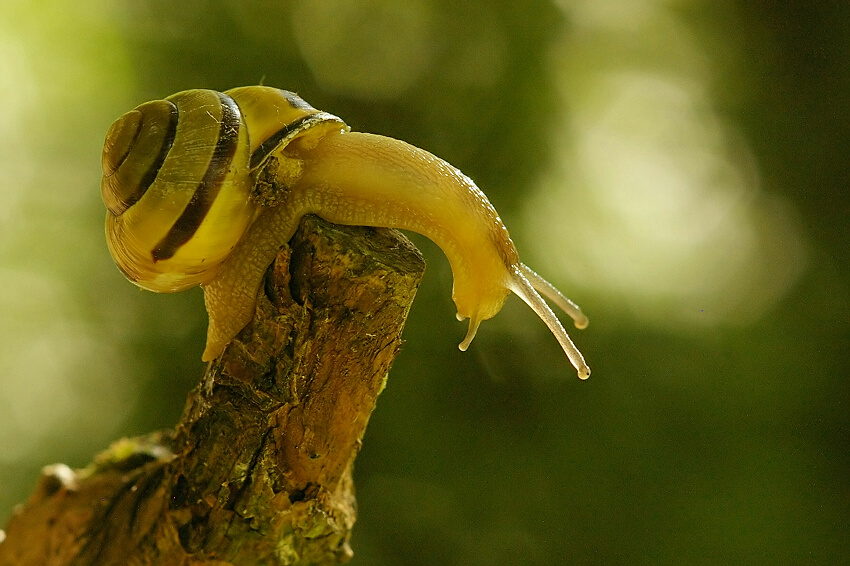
[457,313,483,352]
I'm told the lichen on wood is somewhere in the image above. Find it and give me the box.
[0,216,425,565]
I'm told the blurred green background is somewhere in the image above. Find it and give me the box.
[0,0,847,563]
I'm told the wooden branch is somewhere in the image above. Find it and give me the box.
[0,216,425,566]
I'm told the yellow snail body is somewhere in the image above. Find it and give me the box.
[101,86,591,379]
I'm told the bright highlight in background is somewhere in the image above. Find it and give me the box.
[525,0,806,328]
[0,0,140,508]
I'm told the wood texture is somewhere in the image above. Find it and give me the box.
[0,216,425,565]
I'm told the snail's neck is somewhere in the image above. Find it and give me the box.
[287,130,518,322]
[293,132,517,260]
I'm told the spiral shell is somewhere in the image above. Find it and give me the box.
[101,87,345,293]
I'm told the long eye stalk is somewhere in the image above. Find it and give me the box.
[508,266,591,380]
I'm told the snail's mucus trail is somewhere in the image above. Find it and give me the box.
[152,93,241,262]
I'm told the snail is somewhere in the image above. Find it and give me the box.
[101,86,591,379]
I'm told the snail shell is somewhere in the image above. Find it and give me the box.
[101,87,591,379]
[102,88,342,292]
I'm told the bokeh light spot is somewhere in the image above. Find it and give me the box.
[523,1,807,328]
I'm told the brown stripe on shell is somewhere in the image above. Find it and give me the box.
[281,90,314,111]
[249,113,315,169]
[132,102,179,208]
[110,101,179,215]
[151,93,242,262]
[106,112,143,177]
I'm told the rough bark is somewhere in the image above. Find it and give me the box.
[0,216,425,566]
